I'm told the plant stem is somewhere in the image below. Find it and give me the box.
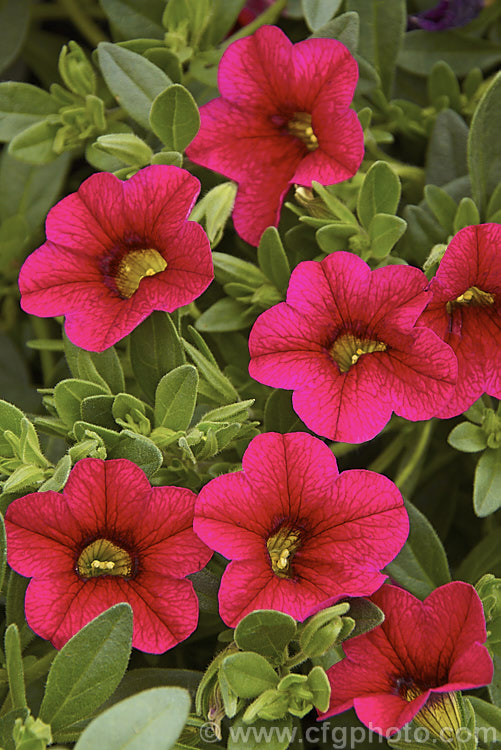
[57,0,108,46]
[368,434,405,474]
[31,317,56,387]
[394,420,435,490]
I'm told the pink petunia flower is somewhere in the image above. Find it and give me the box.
[18,165,214,352]
[5,458,213,653]
[321,582,493,738]
[248,252,458,443]
[186,25,364,246]
[193,432,409,626]
[417,223,501,418]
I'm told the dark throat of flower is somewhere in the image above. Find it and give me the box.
[286,112,319,151]
[76,538,134,579]
[330,332,387,374]
[266,525,302,579]
[395,677,462,744]
[113,248,167,299]
[446,285,495,314]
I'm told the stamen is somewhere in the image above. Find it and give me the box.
[330,333,387,373]
[114,248,167,299]
[77,538,133,579]
[287,112,319,151]
[446,285,495,314]
[267,526,302,578]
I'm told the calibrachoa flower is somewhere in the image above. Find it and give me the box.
[186,25,364,246]
[5,458,213,653]
[407,0,483,30]
[418,224,501,418]
[193,432,408,626]
[249,252,457,443]
[18,165,213,352]
[321,582,493,738]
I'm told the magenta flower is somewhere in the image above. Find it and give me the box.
[18,166,214,352]
[249,252,457,443]
[5,458,213,653]
[193,432,408,626]
[186,25,364,246]
[418,224,501,418]
[322,582,493,738]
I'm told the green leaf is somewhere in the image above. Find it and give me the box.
[189,181,237,247]
[0,513,6,594]
[39,453,72,492]
[346,0,406,97]
[468,697,501,743]
[150,84,200,152]
[0,82,59,142]
[73,687,190,750]
[154,364,198,431]
[221,652,279,699]
[424,184,457,233]
[385,499,451,599]
[257,227,290,294]
[54,379,109,428]
[425,109,469,187]
[8,119,60,165]
[235,611,297,666]
[196,298,255,333]
[95,133,153,167]
[0,0,30,75]
[264,390,305,433]
[39,604,133,738]
[0,149,70,232]
[457,528,501,583]
[369,213,406,258]
[201,0,247,46]
[302,0,342,32]
[81,395,117,430]
[213,252,266,287]
[183,338,240,405]
[474,448,501,517]
[100,0,166,39]
[398,30,501,77]
[151,149,183,166]
[453,196,480,233]
[0,708,28,750]
[468,71,501,216]
[306,666,331,713]
[310,12,360,54]
[108,431,162,477]
[345,597,385,639]
[428,61,461,111]
[228,716,292,750]
[357,161,401,230]
[448,422,487,453]
[97,42,172,130]
[4,624,26,710]
[130,312,185,403]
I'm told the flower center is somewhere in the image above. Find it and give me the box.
[77,538,133,579]
[267,526,302,578]
[446,285,495,314]
[287,112,318,151]
[395,678,461,744]
[330,333,387,373]
[114,248,167,299]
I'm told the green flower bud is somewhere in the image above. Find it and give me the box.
[59,41,97,97]
[13,715,52,750]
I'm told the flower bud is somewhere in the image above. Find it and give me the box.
[59,41,97,97]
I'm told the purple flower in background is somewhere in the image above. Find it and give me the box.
[407,0,483,31]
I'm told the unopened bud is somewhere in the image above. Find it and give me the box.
[59,41,97,97]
